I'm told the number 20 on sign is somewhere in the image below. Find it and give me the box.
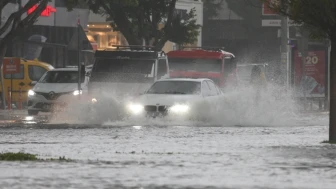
[305,56,318,65]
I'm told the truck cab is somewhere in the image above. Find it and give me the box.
[88,46,169,97]
[167,47,237,90]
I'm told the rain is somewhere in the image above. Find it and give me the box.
[0,0,335,189]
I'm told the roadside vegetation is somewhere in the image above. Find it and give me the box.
[0,152,72,162]
[322,140,336,144]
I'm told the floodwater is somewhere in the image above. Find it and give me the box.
[0,86,335,189]
[0,113,335,189]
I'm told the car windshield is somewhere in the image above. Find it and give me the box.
[39,71,85,83]
[146,81,201,95]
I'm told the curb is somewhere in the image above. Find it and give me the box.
[0,110,27,115]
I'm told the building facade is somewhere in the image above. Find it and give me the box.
[86,0,203,52]
[1,0,89,36]
[1,0,92,67]
[202,0,281,64]
[86,11,128,51]
[1,0,203,64]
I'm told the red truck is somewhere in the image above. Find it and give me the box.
[166,47,237,89]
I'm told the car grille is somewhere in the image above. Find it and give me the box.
[144,105,169,113]
[36,91,72,100]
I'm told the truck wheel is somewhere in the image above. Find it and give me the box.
[28,110,39,115]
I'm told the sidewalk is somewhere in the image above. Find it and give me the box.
[298,110,329,116]
[0,109,28,116]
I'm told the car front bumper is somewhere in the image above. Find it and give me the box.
[27,94,75,112]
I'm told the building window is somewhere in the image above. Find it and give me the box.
[108,34,118,46]
[174,9,188,19]
[86,23,127,50]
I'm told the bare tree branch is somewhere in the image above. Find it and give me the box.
[0,0,40,36]
[20,0,49,27]
[165,0,177,28]
[0,0,12,11]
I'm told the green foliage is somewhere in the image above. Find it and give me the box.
[263,0,336,40]
[203,0,224,19]
[322,140,336,144]
[167,8,200,46]
[0,152,38,161]
[0,152,73,162]
[46,156,74,162]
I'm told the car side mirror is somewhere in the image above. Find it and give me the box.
[31,81,37,86]
[139,90,147,95]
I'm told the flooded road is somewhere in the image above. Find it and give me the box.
[0,113,335,189]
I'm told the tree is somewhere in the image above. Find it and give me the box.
[203,0,224,19]
[265,0,336,142]
[66,0,201,50]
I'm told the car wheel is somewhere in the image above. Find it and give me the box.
[28,110,39,116]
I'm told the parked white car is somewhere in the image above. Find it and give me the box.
[126,78,223,119]
[27,67,88,115]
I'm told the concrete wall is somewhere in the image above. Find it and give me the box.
[202,0,281,64]
[55,8,89,30]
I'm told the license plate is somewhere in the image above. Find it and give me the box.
[147,112,159,118]
[53,103,67,110]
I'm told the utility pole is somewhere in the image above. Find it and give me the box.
[77,15,81,100]
[328,41,331,110]
[0,2,4,109]
[280,15,289,89]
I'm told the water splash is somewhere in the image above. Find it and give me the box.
[47,82,313,127]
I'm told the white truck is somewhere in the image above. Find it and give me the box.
[87,46,170,121]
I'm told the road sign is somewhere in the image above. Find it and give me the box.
[262,0,278,16]
[262,19,299,27]
[3,58,20,74]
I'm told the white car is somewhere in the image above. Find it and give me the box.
[126,78,223,119]
[27,67,88,115]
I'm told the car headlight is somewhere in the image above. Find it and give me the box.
[73,90,82,96]
[28,90,36,97]
[91,98,97,103]
[127,103,144,115]
[169,104,190,114]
